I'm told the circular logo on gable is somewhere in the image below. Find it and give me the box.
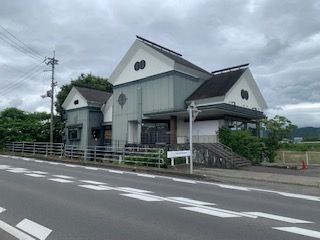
[241,89,249,100]
[118,93,127,108]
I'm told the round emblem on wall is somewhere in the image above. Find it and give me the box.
[134,60,146,71]
[118,93,127,108]
[241,89,249,100]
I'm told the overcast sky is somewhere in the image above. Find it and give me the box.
[0,0,319,127]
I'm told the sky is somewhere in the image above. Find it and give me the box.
[0,0,319,127]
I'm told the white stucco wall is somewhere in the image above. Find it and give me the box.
[113,47,173,86]
[177,118,221,143]
[224,74,261,111]
[101,95,113,123]
[63,89,88,110]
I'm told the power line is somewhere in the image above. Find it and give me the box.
[0,63,44,95]
[0,32,41,61]
[0,24,44,59]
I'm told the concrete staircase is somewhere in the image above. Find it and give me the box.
[194,142,251,169]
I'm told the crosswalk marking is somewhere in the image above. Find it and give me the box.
[172,178,196,184]
[121,193,164,202]
[6,168,29,173]
[181,206,241,218]
[0,219,36,240]
[78,185,113,191]
[16,218,52,240]
[273,227,320,239]
[48,178,74,183]
[243,212,313,223]
[25,173,46,178]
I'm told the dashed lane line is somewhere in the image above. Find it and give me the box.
[31,171,48,175]
[121,193,164,202]
[243,212,313,224]
[107,170,124,174]
[80,180,107,185]
[48,178,74,183]
[16,218,52,240]
[25,173,46,178]
[78,185,113,191]
[217,184,250,191]
[181,206,241,218]
[52,175,74,179]
[136,173,156,178]
[117,187,153,194]
[273,227,320,239]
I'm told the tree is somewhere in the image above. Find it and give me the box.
[0,108,63,147]
[218,127,265,164]
[262,115,297,161]
[55,73,112,116]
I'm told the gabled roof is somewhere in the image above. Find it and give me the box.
[145,43,210,75]
[74,86,112,105]
[186,68,246,101]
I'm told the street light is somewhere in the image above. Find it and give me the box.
[187,101,201,174]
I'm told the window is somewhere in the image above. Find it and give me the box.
[68,128,80,140]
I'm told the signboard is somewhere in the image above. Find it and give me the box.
[167,150,191,159]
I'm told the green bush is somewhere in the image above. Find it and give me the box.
[218,127,265,164]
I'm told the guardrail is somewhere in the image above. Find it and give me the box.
[5,142,165,168]
[275,151,320,166]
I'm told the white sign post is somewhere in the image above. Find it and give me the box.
[187,101,200,174]
[167,150,191,166]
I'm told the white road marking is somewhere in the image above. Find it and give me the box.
[108,170,124,174]
[217,184,250,191]
[117,187,153,193]
[0,219,35,240]
[78,185,113,191]
[48,162,60,165]
[34,160,44,163]
[63,164,77,168]
[84,167,99,170]
[31,171,48,175]
[121,193,163,202]
[136,173,156,178]
[22,158,31,161]
[16,218,52,240]
[167,197,215,206]
[6,168,29,173]
[172,178,196,184]
[80,180,107,185]
[52,175,74,179]
[0,207,6,213]
[0,165,11,169]
[48,178,74,183]
[243,212,313,223]
[273,227,320,239]
[277,192,320,202]
[25,173,46,178]
[181,206,241,218]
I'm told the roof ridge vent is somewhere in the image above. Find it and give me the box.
[211,63,249,75]
[136,35,182,57]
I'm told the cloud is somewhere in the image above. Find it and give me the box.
[0,0,319,127]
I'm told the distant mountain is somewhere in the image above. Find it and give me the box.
[290,127,320,140]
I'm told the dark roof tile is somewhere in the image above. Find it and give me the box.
[75,86,112,105]
[186,68,246,101]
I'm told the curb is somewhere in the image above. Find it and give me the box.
[2,152,319,188]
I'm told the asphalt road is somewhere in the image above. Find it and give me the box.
[0,154,320,240]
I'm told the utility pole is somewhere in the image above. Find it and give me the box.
[44,51,58,145]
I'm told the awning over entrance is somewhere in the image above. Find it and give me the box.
[143,103,265,121]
